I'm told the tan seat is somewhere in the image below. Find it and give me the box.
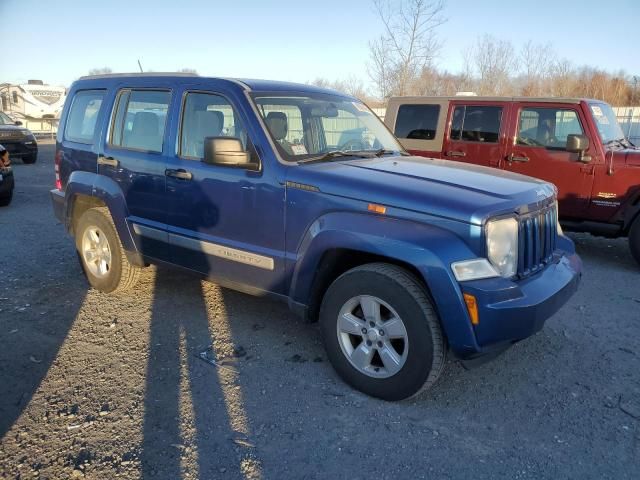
[125,112,161,151]
[265,112,293,154]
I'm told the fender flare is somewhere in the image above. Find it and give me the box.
[63,171,137,253]
[288,211,482,356]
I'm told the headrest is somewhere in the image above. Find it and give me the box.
[266,111,288,141]
[132,112,159,137]
[194,110,223,137]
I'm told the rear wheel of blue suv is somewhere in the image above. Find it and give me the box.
[75,207,141,293]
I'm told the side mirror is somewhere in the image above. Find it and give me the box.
[203,137,258,170]
[566,134,591,163]
[14,120,22,126]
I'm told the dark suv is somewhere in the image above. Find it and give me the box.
[0,144,14,206]
[51,74,581,400]
[0,112,38,164]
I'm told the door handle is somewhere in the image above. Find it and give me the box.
[97,155,119,167]
[165,168,193,180]
[446,151,466,158]
[507,154,530,163]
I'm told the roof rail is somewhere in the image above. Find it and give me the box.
[78,72,200,80]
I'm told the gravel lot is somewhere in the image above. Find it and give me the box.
[1,141,639,479]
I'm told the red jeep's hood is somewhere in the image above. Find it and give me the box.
[613,149,640,166]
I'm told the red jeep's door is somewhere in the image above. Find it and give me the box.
[442,102,510,168]
[504,103,596,218]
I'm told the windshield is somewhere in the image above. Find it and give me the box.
[0,112,14,125]
[251,93,403,162]
[589,102,626,144]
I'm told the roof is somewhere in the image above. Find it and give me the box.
[76,73,351,97]
[390,95,601,105]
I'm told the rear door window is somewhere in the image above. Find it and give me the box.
[394,104,440,140]
[64,90,105,144]
[450,105,503,143]
[110,90,170,153]
[517,107,584,149]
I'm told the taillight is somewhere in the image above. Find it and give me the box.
[54,149,62,190]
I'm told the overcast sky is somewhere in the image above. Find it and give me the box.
[3,0,638,87]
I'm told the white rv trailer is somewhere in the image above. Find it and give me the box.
[0,80,67,134]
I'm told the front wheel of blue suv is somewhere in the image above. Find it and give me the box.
[75,207,140,293]
[319,263,446,401]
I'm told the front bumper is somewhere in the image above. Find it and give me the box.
[2,139,38,158]
[459,251,582,357]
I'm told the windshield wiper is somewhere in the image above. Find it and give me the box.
[604,138,626,148]
[297,150,376,165]
[619,138,636,148]
[373,148,410,157]
[297,148,409,165]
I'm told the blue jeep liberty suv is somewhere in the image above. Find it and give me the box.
[51,74,582,400]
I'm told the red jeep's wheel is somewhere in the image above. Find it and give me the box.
[629,217,640,266]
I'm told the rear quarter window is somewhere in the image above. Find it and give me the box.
[450,105,502,143]
[394,104,440,140]
[64,90,105,144]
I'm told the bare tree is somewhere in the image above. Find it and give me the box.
[88,67,113,76]
[549,59,575,97]
[470,35,518,96]
[368,36,396,100]
[310,76,374,103]
[368,0,447,98]
[519,41,555,96]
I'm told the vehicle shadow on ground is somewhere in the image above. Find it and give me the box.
[567,232,638,273]
[141,267,262,479]
[0,249,88,438]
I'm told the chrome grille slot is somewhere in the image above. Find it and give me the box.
[518,205,557,276]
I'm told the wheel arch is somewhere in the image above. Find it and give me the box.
[288,212,481,356]
[64,171,138,255]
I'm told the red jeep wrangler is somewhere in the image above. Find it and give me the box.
[385,96,640,265]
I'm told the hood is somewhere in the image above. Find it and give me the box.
[289,156,555,225]
[612,148,640,166]
[0,124,23,131]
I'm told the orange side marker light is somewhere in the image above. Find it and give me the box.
[463,293,479,325]
[368,203,387,214]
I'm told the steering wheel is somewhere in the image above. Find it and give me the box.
[338,138,366,151]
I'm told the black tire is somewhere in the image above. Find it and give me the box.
[22,153,37,164]
[319,263,446,401]
[0,191,12,207]
[75,207,140,293]
[630,217,640,266]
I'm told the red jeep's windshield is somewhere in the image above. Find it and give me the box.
[589,102,626,145]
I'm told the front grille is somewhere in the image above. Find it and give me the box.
[518,204,558,277]
[0,131,24,141]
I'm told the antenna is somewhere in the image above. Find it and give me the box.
[137,59,144,73]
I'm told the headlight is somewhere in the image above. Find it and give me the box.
[486,217,518,277]
[21,129,33,137]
